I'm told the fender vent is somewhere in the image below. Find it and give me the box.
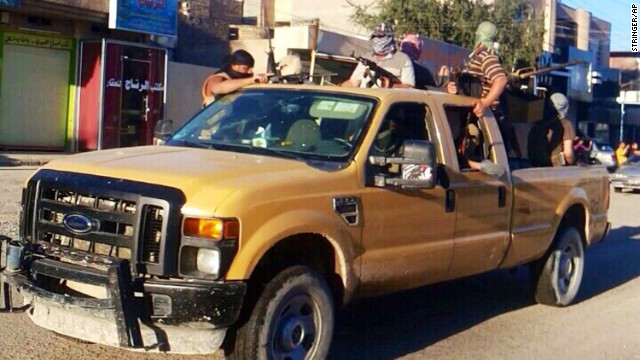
[333,196,359,226]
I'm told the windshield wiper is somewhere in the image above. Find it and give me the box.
[168,139,210,149]
[236,145,308,161]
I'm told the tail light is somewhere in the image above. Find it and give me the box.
[603,177,610,210]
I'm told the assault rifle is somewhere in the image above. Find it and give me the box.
[355,56,402,88]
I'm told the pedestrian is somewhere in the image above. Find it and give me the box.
[341,22,415,88]
[616,141,630,164]
[547,93,576,166]
[445,21,508,118]
[201,49,269,107]
[573,136,592,164]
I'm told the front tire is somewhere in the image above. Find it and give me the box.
[229,266,334,360]
[531,227,584,307]
[614,187,622,193]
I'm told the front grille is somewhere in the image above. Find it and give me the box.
[141,205,164,263]
[24,170,186,276]
[37,187,138,260]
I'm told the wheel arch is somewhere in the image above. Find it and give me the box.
[227,209,359,307]
[556,203,587,245]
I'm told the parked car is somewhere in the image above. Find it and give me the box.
[590,142,616,166]
[611,156,640,192]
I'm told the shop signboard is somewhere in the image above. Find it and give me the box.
[109,0,177,37]
[0,0,20,7]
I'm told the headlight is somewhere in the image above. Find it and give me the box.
[196,248,221,275]
[611,173,627,179]
[183,217,239,240]
[180,217,239,279]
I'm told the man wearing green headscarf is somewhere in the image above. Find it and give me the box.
[447,21,508,117]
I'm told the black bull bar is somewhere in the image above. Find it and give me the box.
[0,237,144,348]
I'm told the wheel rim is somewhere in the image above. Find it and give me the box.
[269,293,322,360]
[556,241,582,295]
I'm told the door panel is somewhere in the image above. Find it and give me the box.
[442,105,512,278]
[359,187,455,296]
[358,102,455,296]
[447,172,510,278]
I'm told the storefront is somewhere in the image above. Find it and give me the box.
[0,31,75,150]
[77,40,166,151]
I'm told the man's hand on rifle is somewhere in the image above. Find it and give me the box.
[253,73,271,84]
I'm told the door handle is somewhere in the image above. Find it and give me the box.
[445,189,455,213]
[142,95,150,122]
[498,185,506,208]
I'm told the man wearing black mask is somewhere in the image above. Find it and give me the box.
[201,50,270,107]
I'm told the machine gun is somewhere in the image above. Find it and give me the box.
[355,56,402,88]
[437,60,587,97]
[267,73,337,85]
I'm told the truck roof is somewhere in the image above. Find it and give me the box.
[248,83,478,105]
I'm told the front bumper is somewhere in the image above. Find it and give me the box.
[1,239,246,354]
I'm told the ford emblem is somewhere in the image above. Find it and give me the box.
[62,213,97,235]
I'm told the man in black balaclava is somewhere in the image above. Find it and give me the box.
[201,50,269,107]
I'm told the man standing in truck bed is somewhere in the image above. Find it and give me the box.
[446,21,508,118]
[341,22,415,89]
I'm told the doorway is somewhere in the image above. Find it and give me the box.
[120,58,151,147]
[0,42,71,149]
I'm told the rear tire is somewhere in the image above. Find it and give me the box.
[228,266,334,360]
[614,187,622,193]
[531,227,584,307]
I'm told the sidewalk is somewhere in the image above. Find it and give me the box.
[0,152,70,167]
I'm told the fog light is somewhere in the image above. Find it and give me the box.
[197,248,220,275]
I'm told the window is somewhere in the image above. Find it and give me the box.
[443,105,489,172]
[371,103,430,157]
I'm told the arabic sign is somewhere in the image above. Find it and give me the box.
[3,32,73,50]
[109,0,178,37]
[106,77,164,92]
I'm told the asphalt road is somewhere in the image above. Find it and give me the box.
[0,167,639,360]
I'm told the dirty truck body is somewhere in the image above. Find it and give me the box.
[1,85,609,357]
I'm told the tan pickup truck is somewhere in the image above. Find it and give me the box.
[1,84,609,359]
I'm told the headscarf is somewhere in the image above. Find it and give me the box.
[550,93,570,118]
[400,34,422,61]
[475,21,497,50]
[371,22,396,56]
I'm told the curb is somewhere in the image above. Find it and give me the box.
[0,157,58,167]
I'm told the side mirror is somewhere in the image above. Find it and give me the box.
[153,119,174,145]
[369,140,438,189]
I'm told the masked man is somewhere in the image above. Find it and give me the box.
[342,23,415,88]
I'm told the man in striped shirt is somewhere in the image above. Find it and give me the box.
[447,21,508,117]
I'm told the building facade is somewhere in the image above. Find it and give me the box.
[0,0,239,152]
[610,52,640,143]
[532,0,618,144]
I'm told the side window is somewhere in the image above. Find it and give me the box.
[366,102,431,186]
[371,102,430,157]
[444,105,490,172]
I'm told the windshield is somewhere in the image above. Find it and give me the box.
[166,89,376,162]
